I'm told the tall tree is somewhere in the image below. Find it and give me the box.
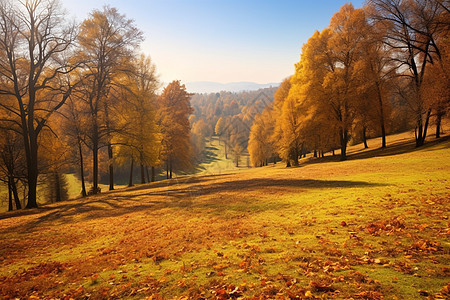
[0,0,77,208]
[157,81,193,179]
[368,0,450,146]
[76,6,143,193]
[113,54,160,185]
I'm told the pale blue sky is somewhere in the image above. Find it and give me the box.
[60,0,365,85]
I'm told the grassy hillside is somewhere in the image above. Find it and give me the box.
[0,135,449,299]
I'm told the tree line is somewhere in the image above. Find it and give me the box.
[0,0,192,211]
[248,0,449,167]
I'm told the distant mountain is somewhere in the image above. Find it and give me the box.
[186,81,280,94]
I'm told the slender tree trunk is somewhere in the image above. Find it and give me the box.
[340,129,348,161]
[169,159,173,179]
[146,166,150,183]
[128,158,134,187]
[362,127,368,149]
[26,142,38,208]
[332,149,335,156]
[140,163,145,184]
[421,109,431,145]
[375,82,386,148]
[151,166,155,182]
[78,139,87,197]
[314,149,317,157]
[416,109,431,147]
[12,179,21,209]
[55,172,61,202]
[436,113,442,138]
[8,178,13,212]
[224,142,227,159]
[108,144,114,190]
[92,126,99,194]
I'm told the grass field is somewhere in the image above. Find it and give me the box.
[0,134,449,299]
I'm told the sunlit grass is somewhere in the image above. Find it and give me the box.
[0,135,449,299]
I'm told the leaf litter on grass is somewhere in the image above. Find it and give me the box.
[0,138,449,299]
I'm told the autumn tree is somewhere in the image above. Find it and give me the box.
[368,0,450,146]
[113,54,160,186]
[76,6,143,193]
[0,0,78,208]
[0,129,25,211]
[157,81,193,179]
[248,108,276,167]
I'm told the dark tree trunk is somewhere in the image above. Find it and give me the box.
[108,144,114,190]
[332,149,335,156]
[140,163,145,184]
[224,142,227,159]
[375,82,387,148]
[286,160,291,167]
[436,113,442,138]
[416,109,431,147]
[8,178,13,211]
[55,172,62,202]
[92,129,99,194]
[314,149,317,157]
[362,127,369,149]
[340,129,348,161]
[12,179,21,209]
[128,158,134,187]
[169,160,173,179]
[151,166,155,182]
[78,140,87,197]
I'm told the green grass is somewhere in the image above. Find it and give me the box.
[0,134,449,299]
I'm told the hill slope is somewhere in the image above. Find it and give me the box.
[0,136,449,299]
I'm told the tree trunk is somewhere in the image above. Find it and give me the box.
[314,149,317,157]
[12,179,21,209]
[8,178,13,212]
[146,166,150,183]
[78,139,87,197]
[436,113,442,138]
[140,163,145,184]
[108,144,114,190]
[26,141,38,208]
[169,160,173,179]
[224,142,228,159]
[416,109,431,147]
[55,172,62,202]
[340,129,348,161]
[128,158,134,187]
[151,166,155,182]
[362,127,368,149]
[286,160,291,167]
[375,82,387,148]
[92,130,99,194]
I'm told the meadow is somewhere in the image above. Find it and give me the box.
[0,134,449,299]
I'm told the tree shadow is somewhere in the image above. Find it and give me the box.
[0,177,385,233]
[304,135,450,165]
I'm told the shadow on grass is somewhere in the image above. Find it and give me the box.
[304,135,450,165]
[348,135,450,160]
[0,177,384,232]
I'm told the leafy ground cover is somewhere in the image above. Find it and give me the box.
[0,135,449,299]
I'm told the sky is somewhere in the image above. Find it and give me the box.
[59,0,365,86]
